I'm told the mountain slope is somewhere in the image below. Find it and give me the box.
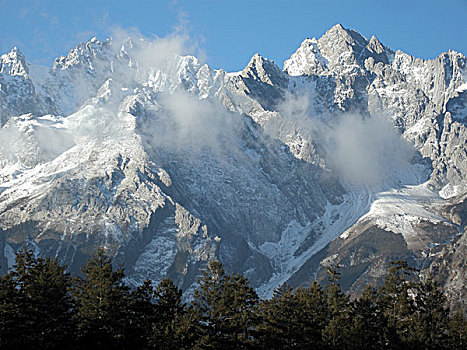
[0,25,465,307]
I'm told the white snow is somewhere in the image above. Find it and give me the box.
[339,182,446,250]
[456,82,467,93]
[226,70,242,77]
[257,188,374,298]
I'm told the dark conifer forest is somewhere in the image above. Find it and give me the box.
[1,247,466,349]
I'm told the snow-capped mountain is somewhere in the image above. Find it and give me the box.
[0,24,466,307]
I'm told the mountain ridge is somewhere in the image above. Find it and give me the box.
[0,24,465,307]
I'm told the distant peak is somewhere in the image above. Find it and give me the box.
[318,24,368,57]
[329,23,346,32]
[300,37,318,46]
[8,46,25,59]
[368,35,385,47]
[322,23,353,42]
[299,37,319,51]
[250,53,265,63]
[284,36,328,76]
[242,53,283,85]
[366,35,385,54]
[0,46,29,76]
[246,53,275,69]
[251,53,262,60]
[325,23,361,39]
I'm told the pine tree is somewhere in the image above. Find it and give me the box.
[255,283,305,349]
[73,248,131,349]
[3,247,38,349]
[448,309,467,350]
[220,272,259,346]
[409,276,449,349]
[150,278,185,349]
[349,284,387,350]
[126,279,157,349]
[256,281,331,349]
[256,282,327,349]
[293,282,328,348]
[0,269,24,349]
[322,266,352,349]
[191,260,227,349]
[176,306,204,350]
[0,247,74,349]
[191,260,258,349]
[377,260,418,349]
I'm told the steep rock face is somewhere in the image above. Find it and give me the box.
[365,49,467,193]
[280,25,466,307]
[0,41,345,291]
[0,48,53,125]
[420,194,467,310]
[46,38,116,116]
[0,25,466,304]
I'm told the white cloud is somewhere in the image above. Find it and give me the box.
[274,91,416,188]
[328,114,415,187]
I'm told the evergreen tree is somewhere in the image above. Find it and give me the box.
[176,306,205,350]
[126,279,157,349]
[377,260,418,348]
[150,278,185,349]
[255,283,301,349]
[0,247,37,349]
[0,268,25,349]
[0,247,74,349]
[409,276,449,349]
[2,247,466,350]
[220,272,259,346]
[73,248,131,349]
[191,260,258,349]
[349,284,387,350]
[191,260,227,349]
[322,266,352,349]
[0,247,73,349]
[448,309,467,350]
[292,282,328,348]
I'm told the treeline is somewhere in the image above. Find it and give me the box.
[0,248,466,350]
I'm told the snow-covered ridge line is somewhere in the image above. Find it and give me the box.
[0,25,466,304]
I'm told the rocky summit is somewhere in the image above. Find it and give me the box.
[0,24,466,306]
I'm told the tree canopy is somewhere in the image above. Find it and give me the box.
[0,248,465,349]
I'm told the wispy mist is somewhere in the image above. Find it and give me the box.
[0,116,75,169]
[274,91,417,188]
[327,114,416,187]
[139,90,242,155]
[107,29,240,155]
[1,28,417,191]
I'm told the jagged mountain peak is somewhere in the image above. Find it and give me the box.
[241,53,284,85]
[53,37,112,71]
[244,53,278,70]
[284,25,388,76]
[366,35,386,54]
[283,37,327,76]
[329,23,346,31]
[320,23,368,51]
[0,46,29,77]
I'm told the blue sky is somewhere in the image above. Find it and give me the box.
[0,0,466,72]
